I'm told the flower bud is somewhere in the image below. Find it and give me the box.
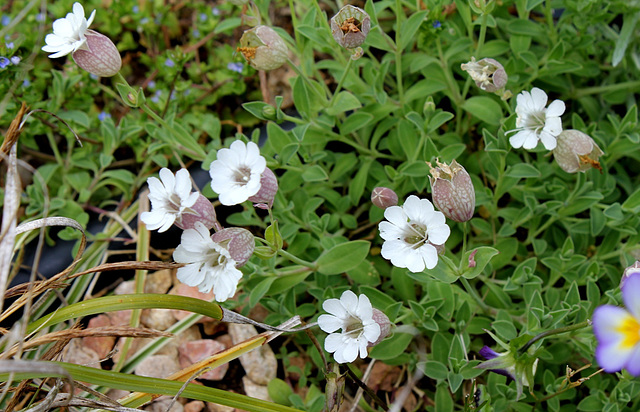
[476,346,539,401]
[248,167,278,209]
[429,159,475,222]
[72,30,121,77]
[621,261,640,290]
[371,187,398,209]
[368,309,391,347]
[461,57,507,93]
[175,194,218,231]
[553,129,604,173]
[237,26,288,71]
[331,5,371,49]
[211,227,255,267]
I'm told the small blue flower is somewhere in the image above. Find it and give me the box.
[98,111,112,121]
[22,79,30,87]
[0,57,9,68]
[10,56,20,65]
[211,7,220,16]
[90,73,99,80]
[165,58,175,68]
[1,15,10,26]
[148,80,156,89]
[6,42,14,50]
[200,13,207,22]
[140,17,149,25]
[36,13,45,22]
[227,62,244,73]
[150,90,162,103]
[132,5,140,13]
[192,29,200,38]
[183,89,191,96]
[433,20,441,29]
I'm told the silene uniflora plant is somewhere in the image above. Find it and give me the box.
[1,0,639,411]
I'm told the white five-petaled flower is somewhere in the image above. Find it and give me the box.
[508,87,565,151]
[209,141,266,206]
[173,222,243,302]
[141,168,199,233]
[378,195,451,273]
[318,291,381,364]
[42,2,96,58]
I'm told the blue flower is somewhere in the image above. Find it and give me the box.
[148,80,156,89]
[10,56,20,65]
[227,62,244,73]
[192,29,200,38]
[98,111,112,121]
[22,79,30,87]
[200,13,207,22]
[433,20,441,29]
[6,42,14,50]
[150,90,161,103]
[132,5,139,13]
[165,58,175,68]
[36,13,45,22]
[0,57,9,68]
[1,15,10,26]
[211,7,220,16]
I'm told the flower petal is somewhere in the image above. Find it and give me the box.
[622,273,640,319]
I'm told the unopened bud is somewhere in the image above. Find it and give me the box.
[553,129,604,173]
[72,30,121,77]
[371,187,398,209]
[331,5,371,49]
[248,167,278,209]
[621,261,640,290]
[368,309,392,346]
[461,57,507,93]
[237,26,288,71]
[176,194,218,231]
[429,159,475,222]
[211,227,255,267]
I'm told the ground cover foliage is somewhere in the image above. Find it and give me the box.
[1,0,640,411]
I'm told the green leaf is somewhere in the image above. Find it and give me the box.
[369,333,412,360]
[339,112,375,135]
[505,163,541,178]
[427,111,455,133]
[265,221,284,250]
[612,12,640,67]
[462,96,503,125]
[349,158,373,205]
[622,187,640,212]
[268,378,294,406]
[292,76,312,118]
[214,17,242,34]
[421,360,449,380]
[243,101,275,121]
[317,241,370,275]
[435,382,454,412]
[461,247,500,279]
[326,91,361,115]
[400,10,429,49]
[301,165,329,182]
[249,277,276,307]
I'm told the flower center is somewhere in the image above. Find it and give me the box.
[617,315,640,349]
[344,317,365,339]
[404,223,428,249]
[524,110,546,133]
[233,166,252,186]
[167,193,183,212]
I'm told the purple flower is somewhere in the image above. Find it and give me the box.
[592,272,640,376]
[36,13,45,22]
[227,61,244,73]
[211,7,221,16]
[165,58,175,68]
[10,56,20,65]
[140,17,149,25]
[0,57,9,69]
[150,90,161,103]
[98,111,111,121]
[148,80,156,89]
[200,13,207,22]
[192,29,200,38]
[6,42,14,49]
[132,5,139,13]
[476,345,538,400]
[22,79,30,87]
[433,20,441,28]
[1,15,10,26]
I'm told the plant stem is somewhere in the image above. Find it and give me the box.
[475,13,488,58]
[573,80,640,98]
[329,57,354,106]
[459,277,491,314]
[277,249,316,269]
[395,0,405,104]
[519,320,591,354]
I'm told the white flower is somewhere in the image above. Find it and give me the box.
[141,168,199,233]
[209,141,266,206]
[318,291,381,364]
[508,87,565,151]
[42,2,96,58]
[173,222,243,302]
[378,195,450,273]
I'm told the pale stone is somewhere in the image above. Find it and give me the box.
[184,400,205,412]
[141,308,176,331]
[178,340,228,381]
[170,284,217,322]
[62,338,100,367]
[135,354,180,379]
[242,376,271,401]
[144,396,184,412]
[228,324,276,385]
[83,314,115,359]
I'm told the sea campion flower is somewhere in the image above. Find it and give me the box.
[592,271,640,376]
[553,129,604,173]
[237,26,288,71]
[209,141,267,206]
[42,2,121,77]
[247,167,278,209]
[371,187,398,209]
[141,168,217,233]
[173,223,248,302]
[318,291,387,364]
[429,159,475,222]
[461,57,507,93]
[330,5,371,50]
[378,195,450,272]
[476,346,539,400]
[508,87,565,151]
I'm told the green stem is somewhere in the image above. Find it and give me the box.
[573,80,640,98]
[277,249,316,269]
[395,0,405,104]
[459,277,491,314]
[475,13,488,58]
[329,57,354,106]
[519,320,591,354]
